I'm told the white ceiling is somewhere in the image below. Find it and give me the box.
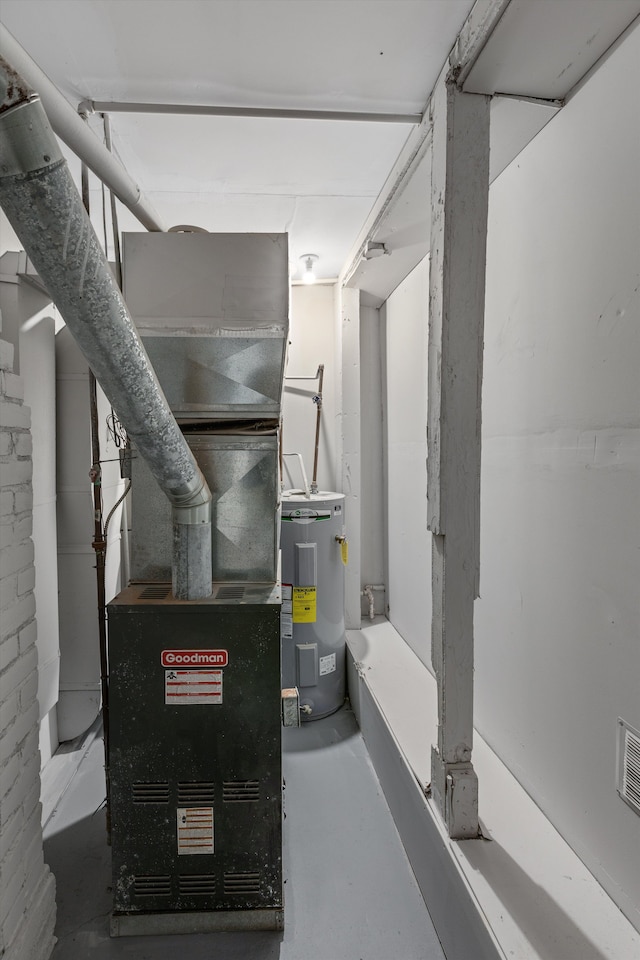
[0,0,475,280]
[1,0,639,294]
[347,0,640,302]
[463,0,640,98]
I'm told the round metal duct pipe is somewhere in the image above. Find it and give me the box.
[0,84,212,600]
[0,24,165,233]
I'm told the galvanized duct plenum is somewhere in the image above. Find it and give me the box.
[0,80,212,600]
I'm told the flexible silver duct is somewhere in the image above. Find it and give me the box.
[0,73,212,600]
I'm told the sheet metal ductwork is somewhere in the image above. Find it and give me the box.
[0,67,212,600]
[0,54,289,935]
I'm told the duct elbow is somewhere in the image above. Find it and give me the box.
[170,470,212,526]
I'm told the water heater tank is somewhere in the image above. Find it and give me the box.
[280,492,346,720]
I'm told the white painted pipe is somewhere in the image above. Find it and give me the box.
[282,453,311,499]
[0,90,212,600]
[0,24,166,233]
[81,99,422,125]
[362,584,385,621]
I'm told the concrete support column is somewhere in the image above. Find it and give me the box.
[427,77,490,839]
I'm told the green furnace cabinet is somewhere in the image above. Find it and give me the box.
[107,582,283,937]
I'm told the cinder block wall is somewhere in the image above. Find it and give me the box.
[0,335,56,960]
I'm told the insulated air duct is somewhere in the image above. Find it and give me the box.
[0,64,212,600]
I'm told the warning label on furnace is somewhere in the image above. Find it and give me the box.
[293,587,317,623]
[177,807,214,855]
[165,670,223,705]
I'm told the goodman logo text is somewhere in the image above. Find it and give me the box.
[161,649,229,668]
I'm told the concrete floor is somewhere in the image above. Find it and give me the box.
[43,706,446,960]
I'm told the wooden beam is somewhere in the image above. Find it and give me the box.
[427,75,490,839]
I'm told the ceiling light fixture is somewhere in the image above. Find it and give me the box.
[300,254,319,284]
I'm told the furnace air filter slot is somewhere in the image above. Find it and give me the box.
[216,585,246,600]
[132,782,170,803]
[138,585,171,600]
[223,781,260,802]
[134,876,171,898]
[179,875,216,896]
[224,873,261,895]
[177,782,216,804]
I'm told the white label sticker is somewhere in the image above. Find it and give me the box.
[282,583,293,601]
[281,613,293,639]
[177,807,214,855]
[319,652,337,676]
[165,669,222,704]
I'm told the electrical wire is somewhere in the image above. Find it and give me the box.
[101,179,109,254]
[103,480,131,555]
[106,410,127,448]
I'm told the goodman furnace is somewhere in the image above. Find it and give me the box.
[106,232,289,935]
[107,582,283,936]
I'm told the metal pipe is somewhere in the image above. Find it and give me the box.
[102,113,123,289]
[283,366,324,493]
[82,99,422,125]
[0,25,165,232]
[0,87,212,600]
[80,161,112,833]
[89,370,112,834]
[282,453,311,499]
[311,364,324,493]
[362,584,385,621]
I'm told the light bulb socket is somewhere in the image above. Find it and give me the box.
[300,253,319,284]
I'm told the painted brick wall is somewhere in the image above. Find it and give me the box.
[0,336,56,960]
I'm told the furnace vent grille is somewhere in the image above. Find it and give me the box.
[216,585,245,601]
[179,874,216,896]
[177,781,216,804]
[138,585,171,600]
[223,780,260,803]
[134,875,171,898]
[132,781,170,803]
[618,718,640,816]
[224,872,261,895]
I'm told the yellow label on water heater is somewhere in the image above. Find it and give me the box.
[292,587,317,623]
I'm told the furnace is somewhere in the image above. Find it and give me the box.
[106,231,289,936]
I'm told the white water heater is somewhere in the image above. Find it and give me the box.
[280,492,346,720]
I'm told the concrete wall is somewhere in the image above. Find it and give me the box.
[360,304,385,616]
[384,259,432,669]
[56,327,124,742]
[283,284,386,627]
[476,23,640,930]
[382,24,640,931]
[19,318,60,768]
[0,335,56,960]
[282,285,338,494]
